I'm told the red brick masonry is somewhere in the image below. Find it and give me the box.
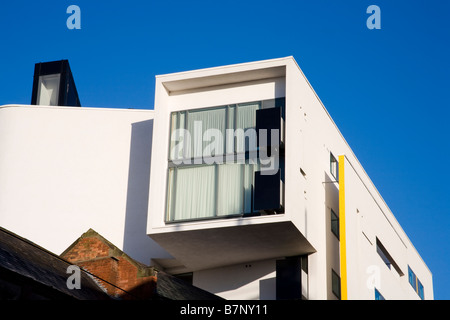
[61,229,156,300]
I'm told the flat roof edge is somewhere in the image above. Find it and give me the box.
[155,56,295,79]
[0,104,155,113]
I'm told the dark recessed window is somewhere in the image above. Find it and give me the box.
[331,209,339,240]
[331,269,341,299]
[276,257,302,300]
[376,238,403,276]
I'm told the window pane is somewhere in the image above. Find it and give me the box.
[377,242,392,269]
[331,209,339,239]
[217,163,244,216]
[167,168,175,219]
[37,74,60,106]
[170,165,216,221]
[332,270,341,299]
[188,108,226,158]
[330,153,338,180]
[236,102,260,131]
[169,112,186,160]
[243,163,256,213]
[418,280,424,300]
[169,113,177,160]
[408,266,417,291]
[226,105,235,154]
[236,102,260,153]
[375,289,385,300]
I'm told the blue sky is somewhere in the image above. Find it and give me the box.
[1,0,449,299]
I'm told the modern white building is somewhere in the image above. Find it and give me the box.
[0,57,432,300]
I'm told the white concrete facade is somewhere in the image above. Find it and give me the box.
[0,104,163,265]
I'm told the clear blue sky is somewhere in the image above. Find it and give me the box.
[1,0,449,299]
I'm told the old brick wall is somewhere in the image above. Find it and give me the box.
[61,230,156,300]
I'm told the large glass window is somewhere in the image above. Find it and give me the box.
[169,102,261,163]
[167,99,284,222]
[167,162,259,222]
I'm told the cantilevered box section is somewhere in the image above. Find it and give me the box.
[147,57,433,300]
[147,58,316,273]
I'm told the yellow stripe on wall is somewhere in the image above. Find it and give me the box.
[338,155,348,300]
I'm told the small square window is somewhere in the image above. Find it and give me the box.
[331,209,339,240]
[331,269,341,299]
[330,153,338,180]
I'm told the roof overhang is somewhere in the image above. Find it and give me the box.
[150,220,315,274]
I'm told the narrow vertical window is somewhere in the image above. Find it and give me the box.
[418,279,424,300]
[331,269,341,299]
[408,265,424,299]
[408,266,417,291]
[331,209,339,239]
[330,153,338,180]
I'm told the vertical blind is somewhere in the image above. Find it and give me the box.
[167,163,259,221]
[169,102,261,161]
[170,165,216,221]
[187,108,226,158]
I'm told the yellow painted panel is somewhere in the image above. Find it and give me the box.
[338,155,347,300]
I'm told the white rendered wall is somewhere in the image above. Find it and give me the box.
[194,259,277,300]
[0,105,164,265]
[284,58,347,299]
[283,57,433,299]
[344,156,433,299]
